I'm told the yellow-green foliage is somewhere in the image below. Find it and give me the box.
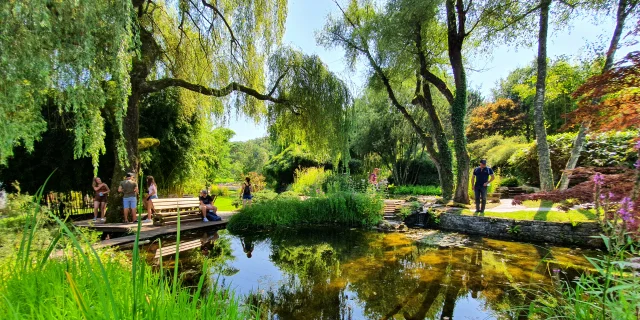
[468,135,528,169]
[290,167,331,196]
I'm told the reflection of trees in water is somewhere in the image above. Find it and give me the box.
[246,229,590,320]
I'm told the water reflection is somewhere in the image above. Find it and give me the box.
[141,228,595,319]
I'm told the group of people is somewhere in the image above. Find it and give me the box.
[91,173,157,223]
[91,174,255,223]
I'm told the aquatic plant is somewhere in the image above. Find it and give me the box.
[227,192,383,232]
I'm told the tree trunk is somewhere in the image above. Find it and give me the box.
[444,0,470,204]
[106,92,141,222]
[450,70,470,204]
[105,19,158,220]
[532,0,554,191]
[558,0,630,190]
[558,122,588,190]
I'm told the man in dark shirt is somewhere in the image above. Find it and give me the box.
[199,190,217,222]
[471,159,495,213]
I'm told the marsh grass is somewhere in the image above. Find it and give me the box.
[0,174,256,319]
[227,192,384,232]
[523,234,640,319]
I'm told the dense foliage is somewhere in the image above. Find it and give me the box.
[227,192,383,232]
[466,99,526,141]
[567,51,640,132]
[492,57,602,139]
[508,131,638,185]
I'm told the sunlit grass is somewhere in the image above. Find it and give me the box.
[215,195,239,211]
[460,209,597,222]
[520,200,560,209]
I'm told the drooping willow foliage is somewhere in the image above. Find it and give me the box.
[267,47,353,165]
[0,0,133,167]
[2,0,352,176]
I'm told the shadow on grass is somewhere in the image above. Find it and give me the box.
[533,203,549,221]
[576,209,597,220]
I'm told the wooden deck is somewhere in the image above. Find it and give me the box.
[73,211,236,248]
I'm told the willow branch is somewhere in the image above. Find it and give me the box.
[143,78,287,104]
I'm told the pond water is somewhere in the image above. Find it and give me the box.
[140,228,597,320]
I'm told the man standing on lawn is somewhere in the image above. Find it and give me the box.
[471,159,495,214]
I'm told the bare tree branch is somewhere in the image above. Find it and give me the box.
[143,78,287,104]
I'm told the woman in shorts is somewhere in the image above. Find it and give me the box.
[92,177,110,222]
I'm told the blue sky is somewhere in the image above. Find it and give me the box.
[226,0,628,142]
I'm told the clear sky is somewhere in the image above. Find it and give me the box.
[226,0,630,142]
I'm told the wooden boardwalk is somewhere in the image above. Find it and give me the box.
[73,211,236,249]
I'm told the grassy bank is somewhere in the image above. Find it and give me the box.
[460,209,597,223]
[0,184,255,319]
[227,192,384,232]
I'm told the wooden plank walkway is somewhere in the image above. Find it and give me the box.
[73,211,236,249]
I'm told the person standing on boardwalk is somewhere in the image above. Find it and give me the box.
[92,177,110,222]
[118,173,139,223]
[144,176,157,223]
[471,159,495,214]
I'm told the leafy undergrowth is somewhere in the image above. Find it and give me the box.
[227,192,384,232]
[459,209,598,222]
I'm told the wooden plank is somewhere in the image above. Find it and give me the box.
[154,210,200,217]
[156,215,203,224]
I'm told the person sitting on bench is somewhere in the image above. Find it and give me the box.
[199,190,218,222]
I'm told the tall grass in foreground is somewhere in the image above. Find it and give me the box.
[524,234,640,319]
[227,192,384,232]
[0,176,255,320]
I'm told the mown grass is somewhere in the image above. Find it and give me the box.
[521,200,560,209]
[215,195,239,211]
[0,177,256,320]
[460,209,598,222]
[227,192,384,232]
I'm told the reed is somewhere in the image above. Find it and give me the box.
[227,192,383,232]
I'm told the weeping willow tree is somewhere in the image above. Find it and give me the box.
[267,48,352,166]
[1,0,352,220]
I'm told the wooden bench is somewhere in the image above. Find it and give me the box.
[151,197,216,226]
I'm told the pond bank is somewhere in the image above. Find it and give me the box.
[431,212,603,248]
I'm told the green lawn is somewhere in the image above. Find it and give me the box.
[459,209,597,223]
[214,195,240,212]
[520,200,560,209]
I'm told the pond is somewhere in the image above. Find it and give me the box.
[140,228,597,320]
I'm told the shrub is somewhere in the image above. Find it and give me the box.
[277,191,301,199]
[388,185,441,196]
[290,167,330,196]
[499,177,520,187]
[468,135,528,170]
[508,130,638,185]
[227,192,384,232]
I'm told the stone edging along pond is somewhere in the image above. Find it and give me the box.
[430,213,604,248]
